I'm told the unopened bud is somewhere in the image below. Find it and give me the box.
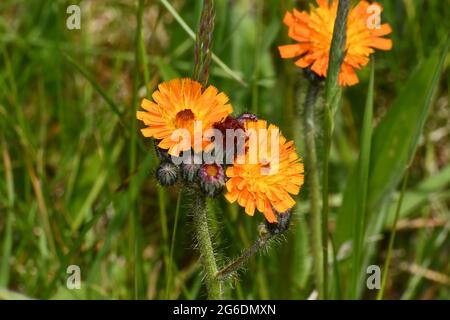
[156,162,178,186]
[199,163,225,197]
[265,209,292,235]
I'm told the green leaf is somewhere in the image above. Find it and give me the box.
[367,39,449,214]
[350,59,375,299]
[335,37,449,268]
[384,164,450,227]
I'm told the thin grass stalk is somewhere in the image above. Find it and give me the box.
[377,169,410,300]
[0,138,14,287]
[350,59,375,299]
[322,0,350,299]
[165,190,182,299]
[303,80,324,298]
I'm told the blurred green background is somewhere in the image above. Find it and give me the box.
[0,0,449,299]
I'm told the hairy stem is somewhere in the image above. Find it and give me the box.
[191,189,223,299]
[216,231,272,280]
[303,81,324,298]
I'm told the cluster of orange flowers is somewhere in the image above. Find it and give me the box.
[138,78,304,223]
[137,0,392,222]
[279,0,392,86]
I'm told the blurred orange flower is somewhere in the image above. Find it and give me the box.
[224,120,304,223]
[136,78,233,156]
[279,0,392,86]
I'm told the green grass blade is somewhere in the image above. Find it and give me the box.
[322,0,350,299]
[350,59,375,299]
[0,138,14,287]
[166,190,182,299]
[377,170,410,300]
[384,163,450,227]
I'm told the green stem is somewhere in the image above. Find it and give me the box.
[251,0,263,114]
[377,169,410,300]
[322,105,332,300]
[322,0,350,299]
[303,81,324,298]
[216,230,272,280]
[190,189,223,299]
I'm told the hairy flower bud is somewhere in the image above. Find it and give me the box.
[199,163,225,197]
[265,209,292,235]
[180,162,200,183]
[154,139,170,162]
[156,162,178,186]
[237,112,258,125]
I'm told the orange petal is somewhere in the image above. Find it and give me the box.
[295,56,313,69]
[245,200,256,216]
[278,44,306,59]
[371,37,392,51]
[372,23,392,37]
[225,191,239,203]
[283,11,294,26]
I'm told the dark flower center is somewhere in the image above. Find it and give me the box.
[205,164,219,177]
[175,109,195,129]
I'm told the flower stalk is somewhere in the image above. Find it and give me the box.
[303,79,324,299]
[190,188,223,299]
[322,0,350,299]
[216,229,272,281]
[216,211,292,280]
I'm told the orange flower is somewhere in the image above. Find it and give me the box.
[279,0,392,86]
[137,78,233,156]
[224,120,304,223]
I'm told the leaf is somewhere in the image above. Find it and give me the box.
[350,60,375,299]
[384,164,450,227]
[335,37,449,249]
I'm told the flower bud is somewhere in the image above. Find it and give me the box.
[199,163,225,197]
[180,162,200,183]
[237,112,258,125]
[156,161,178,186]
[265,209,292,235]
[303,67,324,84]
[154,139,170,161]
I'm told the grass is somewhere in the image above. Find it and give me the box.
[0,0,449,300]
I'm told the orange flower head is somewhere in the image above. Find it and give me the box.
[279,0,392,86]
[137,78,233,156]
[224,120,304,223]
